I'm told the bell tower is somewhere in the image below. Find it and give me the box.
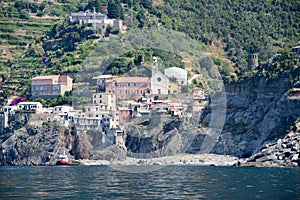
[152,56,158,76]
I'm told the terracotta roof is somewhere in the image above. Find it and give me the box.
[107,77,149,83]
[32,75,60,80]
[32,75,72,80]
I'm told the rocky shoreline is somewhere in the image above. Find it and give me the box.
[245,123,300,168]
[78,153,240,166]
[78,123,300,168]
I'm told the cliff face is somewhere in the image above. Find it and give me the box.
[125,116,182,158]
[209,73,300,157]
[0,114,72,165]
[0,114,126,165]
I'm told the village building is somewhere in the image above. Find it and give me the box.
[118,106,132,124]
[115,130,126,151]
[73,110,103,131]
[150,56,169,95]
[73,102,119,131]
[69,11,124,33]
[164,67,188,85]
[17,102,43,114]
[192,88,208,112]
[105,77,150,101]
[53,105,73,114]
[92,92,116,110]
[168,82,180,94]
[92,75,116,92]
[31,75,73,99]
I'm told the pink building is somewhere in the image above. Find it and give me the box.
[105,77,150,101]
[31,75,73,99]
[118,107,132,124]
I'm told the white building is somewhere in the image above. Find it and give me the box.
[69,11,123,33]
[17,102,43,114]
[150,56,169,95]
[74,103,119,131]
[53,105,73,114]
[164,67,188,85]
[92,92,116,110]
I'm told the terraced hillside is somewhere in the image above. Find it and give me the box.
[0,0,87,102]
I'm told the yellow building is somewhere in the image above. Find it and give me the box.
[168,82,180,94]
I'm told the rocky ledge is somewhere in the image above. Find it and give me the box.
[245,123,300,167]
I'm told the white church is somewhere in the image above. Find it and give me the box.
[150,56,169,95]
[150,56,188,95]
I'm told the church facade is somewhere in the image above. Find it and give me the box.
[150,56,169,95]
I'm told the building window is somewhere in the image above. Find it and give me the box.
[134,83,137,86]
[128,83,130,87]
[100,95,102,98]
[136,90,139,94]
[157,77,161,82]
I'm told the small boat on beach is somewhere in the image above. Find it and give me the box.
[56,151,76,165]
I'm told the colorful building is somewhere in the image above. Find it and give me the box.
[105,77,150,101]
[31,75,73,99]
[118,106,132,124]
[168,82,180,94]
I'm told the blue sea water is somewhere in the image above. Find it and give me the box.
[0,165,299,199]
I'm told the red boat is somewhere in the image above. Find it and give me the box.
[56,151,75,165]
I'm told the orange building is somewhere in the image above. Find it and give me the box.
[105,77,150,101]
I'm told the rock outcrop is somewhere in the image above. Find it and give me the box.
[0,114,72,165]
[0,114,125,165]
[206,73,300,158]
[245,122,300,167]
[73,129,126,161]
[125,116,182,158]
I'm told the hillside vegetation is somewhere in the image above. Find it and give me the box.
[152,0,300,72]
[0,0,299,104]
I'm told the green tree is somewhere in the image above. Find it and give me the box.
[107,0,123,19]
[19,9,30,19]
[140,0,152,9]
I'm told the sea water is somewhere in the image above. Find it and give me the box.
[0,165,299,199]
